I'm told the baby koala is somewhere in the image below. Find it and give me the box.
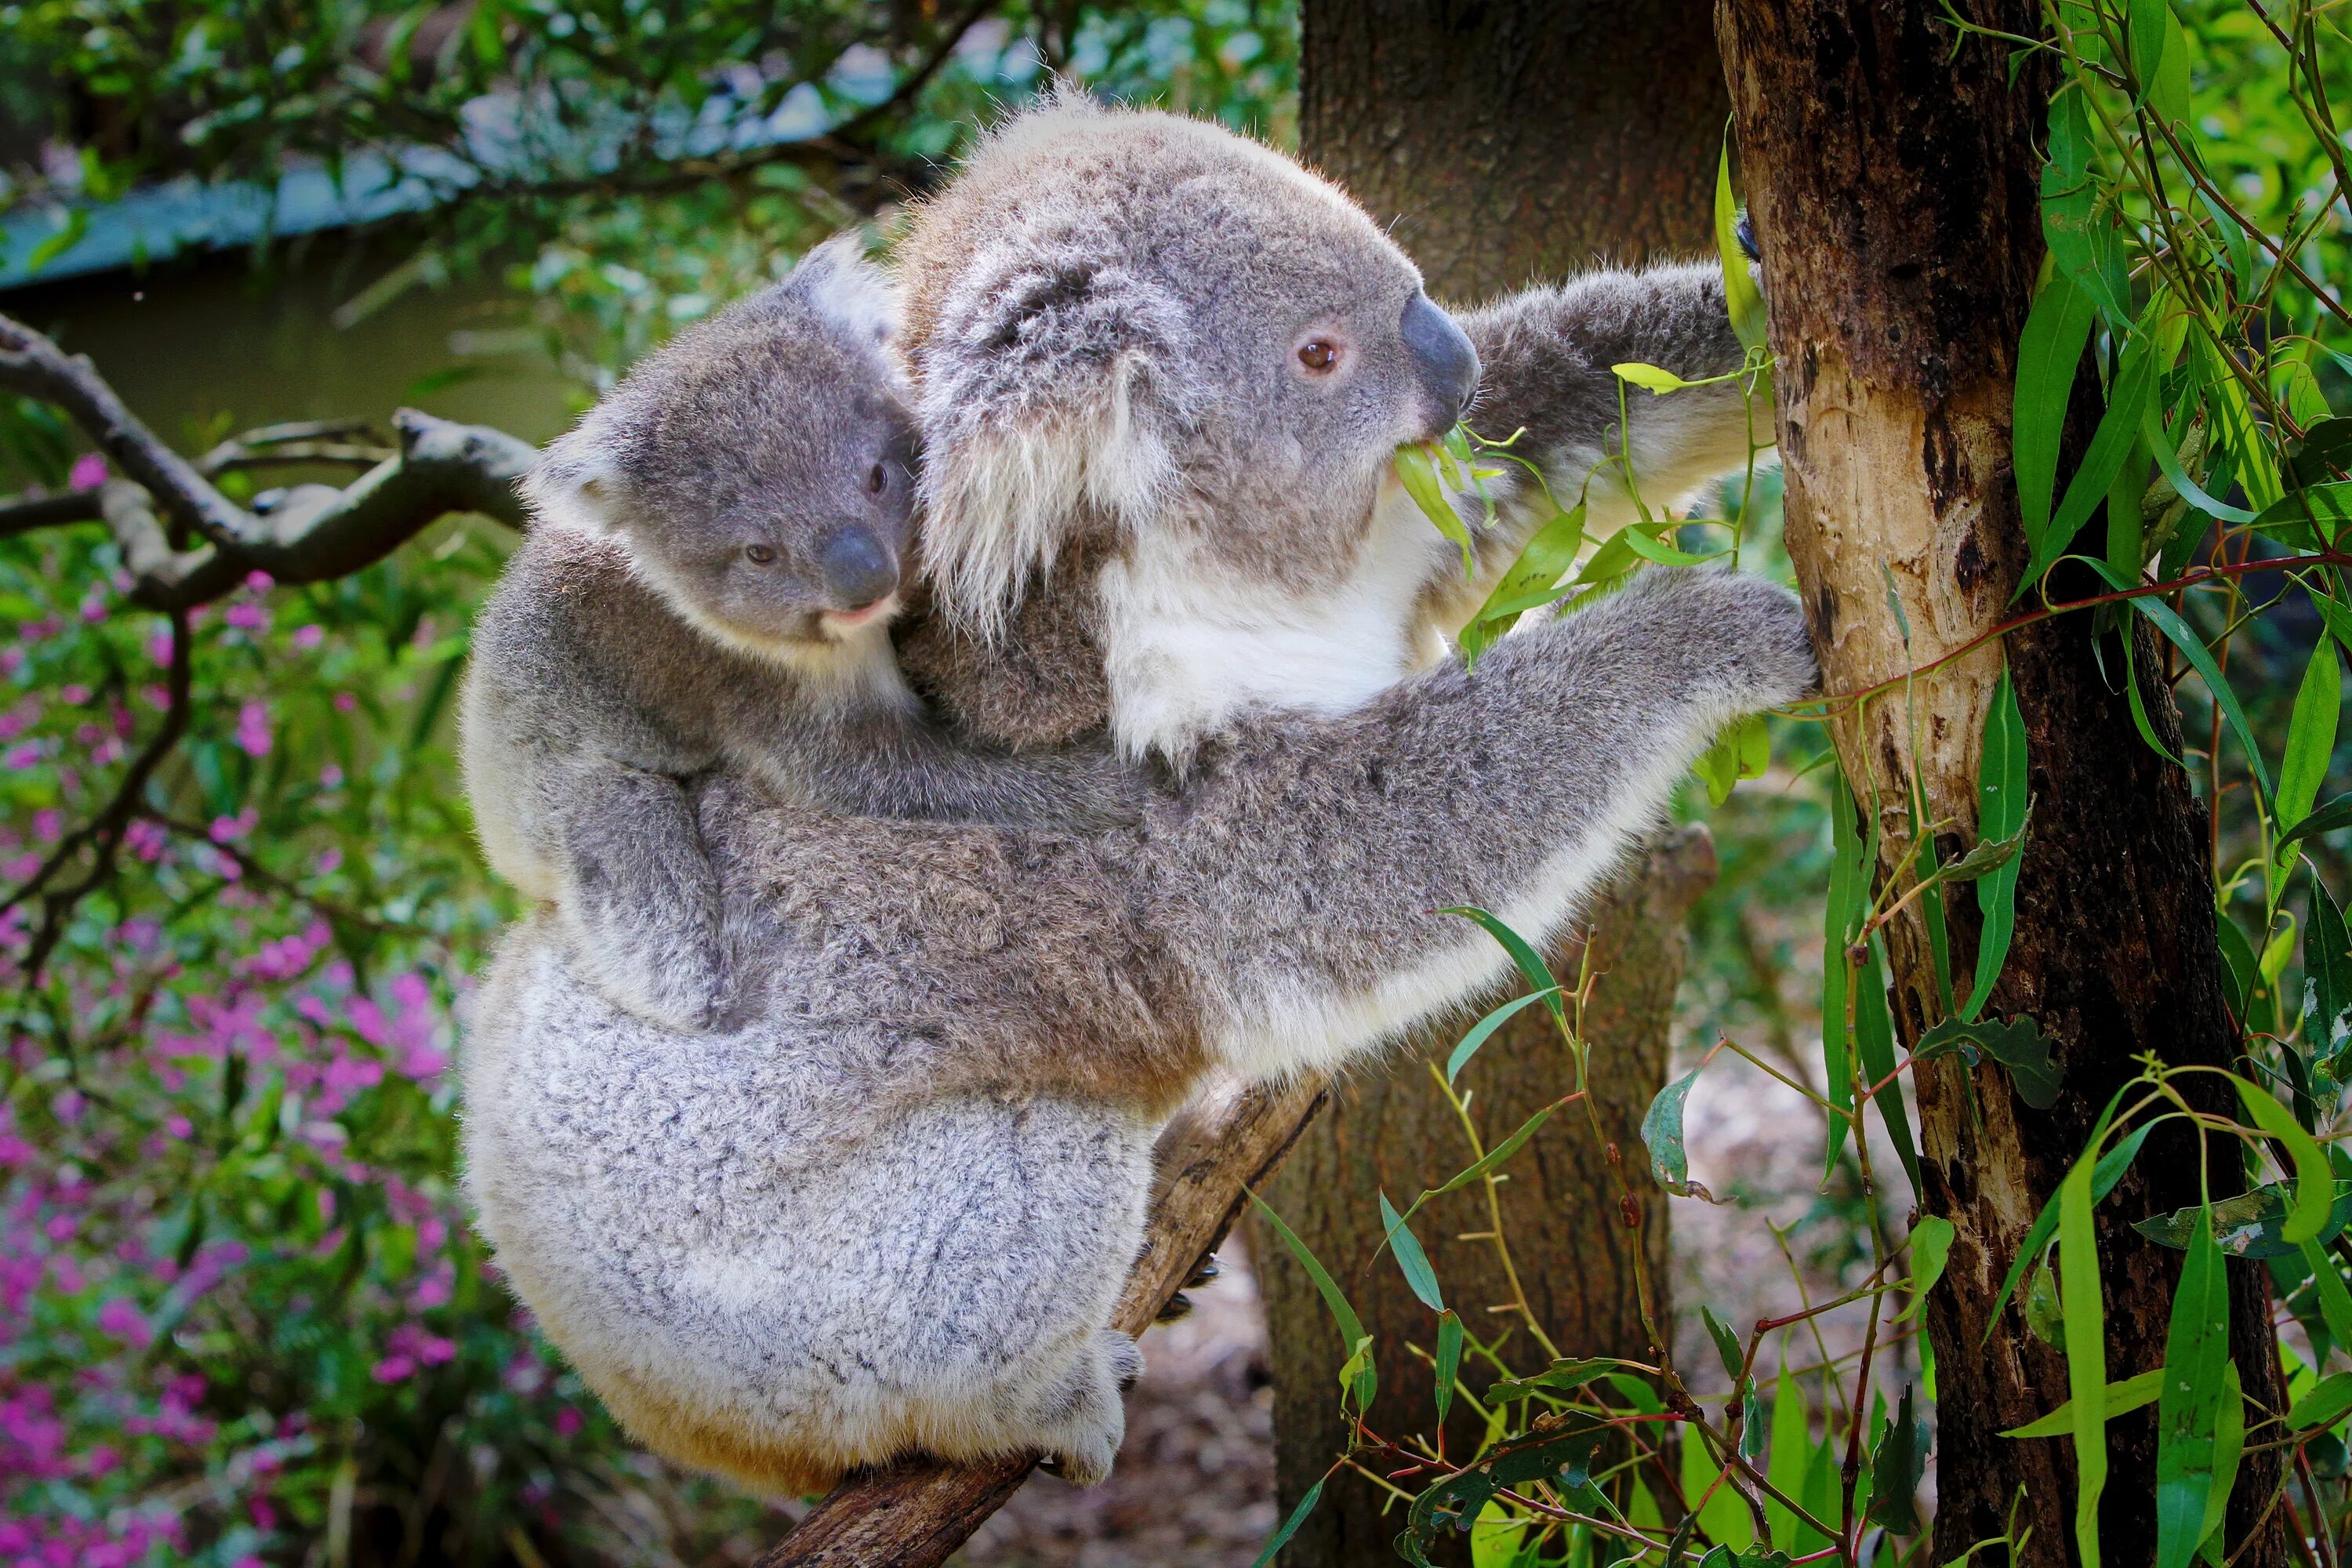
[462,235,1138,1034]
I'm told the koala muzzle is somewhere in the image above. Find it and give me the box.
[1402,292,1480,427]
[817,526,901,611]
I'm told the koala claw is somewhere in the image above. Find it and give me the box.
[1154,1291,1195,1323]
[1032,1330,1139,1487]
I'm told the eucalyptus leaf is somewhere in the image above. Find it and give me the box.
[2132,1180,2352,1258]
[1912,1014,2062,1109]
[2154,1207,2229,1568]
[2002,1368,2166,1438]
[1964,666,2029,1022]
[1380,1190,1444,1313]
[1865,1384,1929,1534]
[1644,1068,1702,1195]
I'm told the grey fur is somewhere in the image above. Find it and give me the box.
[462,238,1140,1033]
[463,96,1811,1494]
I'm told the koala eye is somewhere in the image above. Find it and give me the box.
[744,543,777,565]
[1297,339,1341,374]
[866,461,889,496]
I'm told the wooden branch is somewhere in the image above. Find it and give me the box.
[1,311,535,612]
[756,1076,1331,1568]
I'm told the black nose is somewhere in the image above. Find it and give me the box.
[1401,292,1480,424]
[817,526,899,610]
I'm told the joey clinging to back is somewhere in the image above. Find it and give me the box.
[462,235,1139,1035]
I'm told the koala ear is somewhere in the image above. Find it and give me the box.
[521,423,633,537]
[786,229,897,348]
[915,247,1195,638]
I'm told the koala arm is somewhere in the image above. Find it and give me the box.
[703,569,1810,1099]
[1433,265,1760,632]
[552,760,737,1033]
[804,717,1145,832]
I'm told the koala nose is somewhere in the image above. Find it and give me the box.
[1402,292,1480,425]
[818,526,900,610]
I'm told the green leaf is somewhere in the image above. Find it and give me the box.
[1446,989,1562,1087]
[1379,1191,1444,1313]
[1765,1365,1808,1554]
[1248,1475,1326,1568]
[1442,908,1566,1026]
[2278,639,2342,837]
[1434,1310,1464,1427]
[2283,793,2352,849]
[1703,1305,1744,1382]
[1250,1191,1375,1410]
[1644,1067,1702,1196]
[2041,85,2129,325]
[1613,361,1690,394]
[23,209,90,278]
[2194,331,2284,512]
[1396,442,1475,575]
[1717,138,1769,356]
[2015,268,2100,548]
[1461,503,1588,663]
[2306,874,2352,1059]
[2290,418,2352,488]
[1939,808,2031,881]
[1424,1105,1557,1203]
[1965,666,2030,1022]
[2060,1146,2111,1566]
[1854,937,1922,1190]
[1619,521,1722,568]
[1822,773,1867,1171]
[2239,479,2352,545]
[2288,1370,2352,1432]
[1903,1215,1957,1322]
[2154,1207,2230,1568]
[1682,1420,1756,1552]
[1912,1014,2062,1109]
[2234,1076,2334,1244]
[2002,1368,2166,1438]
[2201,1363,2244,1563]
[2299,1237,2352,1362]
[1866,1384,1929,1533]
[2083,558,2274,804]
[2021,295,2170,589]
[2133,1179,2352,1258]
[1486,1357,1621,1403]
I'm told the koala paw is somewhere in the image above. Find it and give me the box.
[1628,568,1818,715]
[1033,1331,1139,1487]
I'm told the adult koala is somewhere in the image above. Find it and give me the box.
[462,96,1809,1495]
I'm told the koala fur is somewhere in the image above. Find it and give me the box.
[463,95,1812,1494]
[462,237,1141,1033]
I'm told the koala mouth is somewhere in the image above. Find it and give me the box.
[817,595,901,637]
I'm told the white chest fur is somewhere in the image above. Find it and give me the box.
[1094,480,1454,763]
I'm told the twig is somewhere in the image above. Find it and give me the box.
[5,606,191,986]
[756,1076,1330,1568]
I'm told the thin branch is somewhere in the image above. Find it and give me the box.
[0,488,101,538]
[5,605,192,987]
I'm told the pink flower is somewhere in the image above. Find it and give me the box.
[244,570,274,593]
[30,810,61,844]
[59,684,89,706]
[292,624,325,651]
[371,1355,416,1384]
[224,602,268,633]
[333,692,357,713]
[554,1406,583,1438]
[67,453,107,492]
[123,819,166,862]
[234,702,271,757]
[95,1298,151,1346]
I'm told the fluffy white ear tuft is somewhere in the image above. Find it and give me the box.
[786,230,897,348]
[914,250,1194,640]
[521,426,630,537]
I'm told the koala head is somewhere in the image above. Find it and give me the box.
[894,91,1479,638]
[524,233,920,664]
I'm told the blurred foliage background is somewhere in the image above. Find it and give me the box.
[0,1,2344,1565]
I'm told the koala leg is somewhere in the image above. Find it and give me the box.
[1025,1330,1142,1486]
[556,762,735,1033]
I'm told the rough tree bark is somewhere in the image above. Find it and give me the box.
[1261,8,1729,1563]
[1715,3,2285,1563]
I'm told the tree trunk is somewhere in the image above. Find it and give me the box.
[1300,0,1728,298]
[1715,3,2285,1563]
[1266,11,1730,1563]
